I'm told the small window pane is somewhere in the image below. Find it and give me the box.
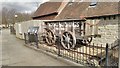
[90,0,97,6]
[113,15,116,19]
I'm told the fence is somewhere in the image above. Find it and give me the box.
[10,26,16,34]
[24,33,39,48]
[24,33,119,67]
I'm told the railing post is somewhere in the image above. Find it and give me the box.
[35,33,39,48]
[58,37,61,57]
[28,33,30,43]
[105,43,109,67]
[24,33,27,44]
[58,45,60,56]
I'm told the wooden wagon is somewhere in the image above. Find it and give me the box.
[43,19,100,49]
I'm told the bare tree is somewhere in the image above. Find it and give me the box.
[2,7,34,27]
[2,7,8,28]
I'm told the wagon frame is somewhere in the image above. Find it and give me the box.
[44,19,101,49]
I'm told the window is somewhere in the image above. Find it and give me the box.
[79,0,83,2]
[70,0,75,2]
[68,0,74,5]
[103,17,106,20]
[89,0,97,7]
[108,16,111,20]
[113,15,116,19]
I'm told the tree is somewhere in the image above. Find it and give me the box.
[2,7,8,27]
[2,5,34,28]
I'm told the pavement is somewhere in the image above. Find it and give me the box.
[1,29,75,66]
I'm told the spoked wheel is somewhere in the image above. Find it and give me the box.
[44,28,56,46]
[61,31,76,49]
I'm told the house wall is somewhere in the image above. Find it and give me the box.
[14,20,45,39]
[87,15,119,47]
[85,19,99,36]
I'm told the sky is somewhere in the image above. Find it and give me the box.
[0,0,120,13]
[1,0,50,13]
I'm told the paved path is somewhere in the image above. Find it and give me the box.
[1,29,71,66]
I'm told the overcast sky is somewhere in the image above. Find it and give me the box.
[1,0,120,13]
[1,0,50,13]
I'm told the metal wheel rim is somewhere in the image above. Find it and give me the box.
[44,28,56,46]
[61,31,76,49]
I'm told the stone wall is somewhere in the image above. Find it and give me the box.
[88,16,119,47]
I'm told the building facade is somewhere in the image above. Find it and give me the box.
[33,0,120,46]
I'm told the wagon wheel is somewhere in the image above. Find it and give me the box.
[61,31,76,49]
[44,28,56,46]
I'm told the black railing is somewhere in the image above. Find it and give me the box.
[24,33,119,67]
[24,33,39,48]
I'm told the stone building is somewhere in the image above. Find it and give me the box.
[82,2,119,46]
[56,1,119,46]
[33,0,120,47]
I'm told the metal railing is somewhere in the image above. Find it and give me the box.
[24,33,39,48]
[24,33,119,67]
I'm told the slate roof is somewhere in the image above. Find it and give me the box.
[82,2,119,18]
[55,2,119,20]
[33,2,62,18]
[33,1,119,20]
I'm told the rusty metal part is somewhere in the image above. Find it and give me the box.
[86,37,92,44]
[61,31,76,49]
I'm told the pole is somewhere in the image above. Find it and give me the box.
[105,43,109,67]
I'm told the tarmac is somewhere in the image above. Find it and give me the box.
[1,29,82,66]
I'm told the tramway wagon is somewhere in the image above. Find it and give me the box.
[43,19,100,49]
